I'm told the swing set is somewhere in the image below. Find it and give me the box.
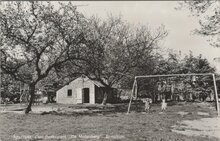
[127,73,220,116]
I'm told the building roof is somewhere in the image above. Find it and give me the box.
[81,76,105,87]
[56,76,105,91]
[91,80,105,87]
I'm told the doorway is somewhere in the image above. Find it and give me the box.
[83,88,90,103]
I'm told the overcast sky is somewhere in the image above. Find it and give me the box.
[67,1,220,73]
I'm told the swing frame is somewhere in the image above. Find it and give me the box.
[127,73,220,116]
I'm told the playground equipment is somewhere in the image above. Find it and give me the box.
[127,73,219,116]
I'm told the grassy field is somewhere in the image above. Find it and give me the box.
[0,102,219,141]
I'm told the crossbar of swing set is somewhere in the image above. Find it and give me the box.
[127,73,220,116]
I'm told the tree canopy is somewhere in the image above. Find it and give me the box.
[0,2,89,113]
[0,1,168,110]
[61,16,168,88]
[181,0,220,47]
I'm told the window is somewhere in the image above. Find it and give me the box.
[67,89,72,97]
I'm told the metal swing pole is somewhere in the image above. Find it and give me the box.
[212,74,219,116]
[127,78,137,114]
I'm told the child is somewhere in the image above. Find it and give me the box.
[161,99,167,112]
[143,98,152,113]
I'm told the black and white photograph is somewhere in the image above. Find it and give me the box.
[0,1,220,141]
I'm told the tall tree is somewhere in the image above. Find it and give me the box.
[63,16,168,104]
[0,2,88,113]
[182,51,216,73]
[155,49,184,74]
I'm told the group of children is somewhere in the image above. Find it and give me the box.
[142,98,167,113]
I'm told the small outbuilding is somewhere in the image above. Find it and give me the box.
[56,76,114,104]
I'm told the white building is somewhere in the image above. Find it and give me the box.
[56,76,114,104]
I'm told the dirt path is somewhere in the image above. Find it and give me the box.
[172,117,220,140]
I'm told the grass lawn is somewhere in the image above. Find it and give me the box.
[0,102,219,141]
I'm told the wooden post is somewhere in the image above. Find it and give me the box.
[212,74,219,116]
[127,79,136,114]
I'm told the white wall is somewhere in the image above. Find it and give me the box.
[56,77,96,104]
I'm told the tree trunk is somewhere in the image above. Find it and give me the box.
[102,85,112,105]
[25,84,35,114]
[102,91,108,105]
[152,92,156,103]
[155,94,158,103]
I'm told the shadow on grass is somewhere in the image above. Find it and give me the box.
[40,103,131,117]
[38,101,217,118]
